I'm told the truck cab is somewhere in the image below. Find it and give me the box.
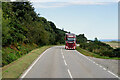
[65,33,76,49]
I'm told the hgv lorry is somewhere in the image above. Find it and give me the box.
[65,33,76,49]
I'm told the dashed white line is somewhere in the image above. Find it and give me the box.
[61,48,63,55]
[75,50,119,79]
[93,61,96,64]
[67,69,73,80]
[64,59,67,66]
[88,59,91,61]
[99,65,102,68]
[62,55,65,59]
[61,48,73,80]
[103,68,106,70]
[95,63,98,66]
[108,70,119,78]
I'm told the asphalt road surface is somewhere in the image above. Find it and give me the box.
[21,46,119,79]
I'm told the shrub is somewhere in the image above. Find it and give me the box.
[113,48,120,57]
[79,41,120,57]
[2,43,37,66]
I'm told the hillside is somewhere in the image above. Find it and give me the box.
[2,2,67,66]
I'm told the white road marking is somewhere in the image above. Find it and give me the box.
[61,48,63,55]
[99,65,102,68]
[61,48,73,80]
[61,48,65,59]
[20,48,51,79]
[61,52,63,55]
[95,63,98,66]
[88,59,91,61]
[93,61,96,64]
[108,70,119,78]
[67,69,73,80]
[64,59,67,66]
[75,50,89,59]
[103,68,106,70]
[75,50,119,79]
[62,55,65,59]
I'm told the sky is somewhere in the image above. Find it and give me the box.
[30,0,118,40]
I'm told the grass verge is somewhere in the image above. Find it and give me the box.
[2,43,38,66]
[2,45,52,78]
[76,46,120,60]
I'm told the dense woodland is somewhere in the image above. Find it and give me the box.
[2,2,68,66]
[2,2,67,46]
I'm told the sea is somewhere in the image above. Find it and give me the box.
[99,39,120,42]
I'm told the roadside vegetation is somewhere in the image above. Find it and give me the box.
[76,47,120,59]
[104,41,119,49]
[77,37,120,59]
[2,43,38,66]
[2,2,67,67]
[2,46,52,78]
[2,0,120,68]
[76,34,87,43]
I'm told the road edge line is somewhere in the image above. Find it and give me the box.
[75,50,120,79]
[20,47,51,79]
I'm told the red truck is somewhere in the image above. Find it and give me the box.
[65,33,76,49]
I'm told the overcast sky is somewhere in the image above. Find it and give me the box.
[30,0,118,40]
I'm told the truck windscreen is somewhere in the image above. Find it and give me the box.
[67,38,75,41]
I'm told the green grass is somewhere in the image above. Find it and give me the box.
[76,46,120,60]
[2,43,39,66]
[2,45,52,78]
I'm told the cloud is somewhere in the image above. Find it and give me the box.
[32,2,69,8]
[31,0,118,8]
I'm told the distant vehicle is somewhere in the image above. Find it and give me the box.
[65,33,76,49]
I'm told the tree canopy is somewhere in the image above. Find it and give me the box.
[76,34,87,43]
[2,2,67,47]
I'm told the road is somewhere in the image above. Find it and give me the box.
[21,46,119,79]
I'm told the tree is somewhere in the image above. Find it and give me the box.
[94,37,98,42]
[76,34,87,43]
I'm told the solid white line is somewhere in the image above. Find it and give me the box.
[64,59,67,66]
[20,48,51,79]
[67,69,73,80]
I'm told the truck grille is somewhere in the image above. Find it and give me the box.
[68,43,74,48]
